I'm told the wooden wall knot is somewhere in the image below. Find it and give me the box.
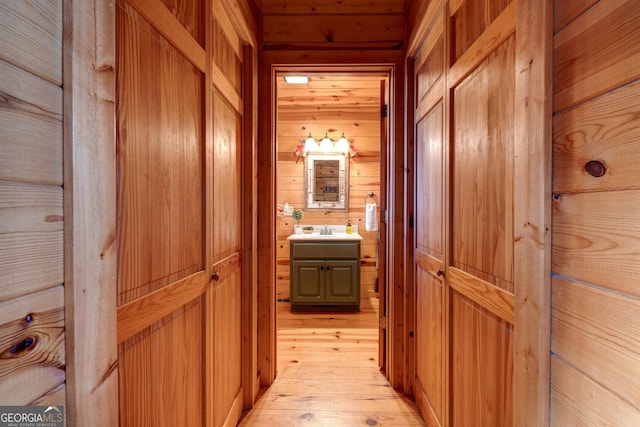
[2,336,37,358]
[21,313,34,327]
[585,160,606,177]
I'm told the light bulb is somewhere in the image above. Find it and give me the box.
[320,134,333,151]
[335,133,350,154]
[304,133,318,152]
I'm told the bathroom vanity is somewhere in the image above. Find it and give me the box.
[287,228,362,311]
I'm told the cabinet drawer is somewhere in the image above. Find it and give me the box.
[291,242,359,259]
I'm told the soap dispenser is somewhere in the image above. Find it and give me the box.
[346,219,352,234]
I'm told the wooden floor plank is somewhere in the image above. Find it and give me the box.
[239,300,425,426]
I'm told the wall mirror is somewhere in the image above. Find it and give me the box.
[304,152,349,211]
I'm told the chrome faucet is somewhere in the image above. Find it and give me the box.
[320,224,332,235]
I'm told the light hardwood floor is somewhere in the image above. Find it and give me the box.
[238,296,425,426]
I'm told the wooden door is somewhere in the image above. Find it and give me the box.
[414,94,446,426]
[411,0,551,425]
[378,79,388,371]
[209,88,245,426]
[115,0,249,425]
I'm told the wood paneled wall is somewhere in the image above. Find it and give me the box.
[551,1,640,424]
[0,0,66,408]
[275,75,383,303]
[260,0,404,51]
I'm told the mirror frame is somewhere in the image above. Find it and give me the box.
[303,152,349,211]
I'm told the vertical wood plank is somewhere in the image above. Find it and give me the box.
[242,43,260,406]
[257,61,277,387]
[513,0,552,425]
[63,0,119,424]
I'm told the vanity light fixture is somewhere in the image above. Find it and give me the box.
[284,76,310,84]
[300,132,355,156]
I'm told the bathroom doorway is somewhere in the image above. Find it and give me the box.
[273,68,390,372]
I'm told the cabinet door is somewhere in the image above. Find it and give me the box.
[325,260,359,304]
[291,260,325,303]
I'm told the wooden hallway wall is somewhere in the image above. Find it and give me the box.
[551,1,640,424]
[0,0,67,409]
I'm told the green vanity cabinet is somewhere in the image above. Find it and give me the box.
[289,241,360,311]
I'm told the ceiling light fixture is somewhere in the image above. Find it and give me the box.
[284,76,310,84]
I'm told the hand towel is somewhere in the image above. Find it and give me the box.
[366,202,378,231]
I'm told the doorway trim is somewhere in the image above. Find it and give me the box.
[256,50,407,389]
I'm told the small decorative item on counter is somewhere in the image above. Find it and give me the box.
[302,226,314,234]
[293,141,305,163]
[346,219,352,234]
[292,208,304,226]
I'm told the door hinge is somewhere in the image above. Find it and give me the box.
[383,209,388,224]
[379,315,387,329]
[409,216,414,228]
[381,104,388,118]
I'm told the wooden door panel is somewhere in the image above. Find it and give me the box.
[451,0,512,63]
[119,299,203,426]
[117,1,204,305]
[416,103,444,259]
[211,270,243,427]
[449,10,516,426]
[116,1,209,424]
[452,34,515,293]
[451,292,513,427]
[208,85,244,425]
[212,92,242,260]
[415,267,444,422]
[414,59,445,424]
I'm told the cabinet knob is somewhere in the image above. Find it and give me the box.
[320,266,324,270]
[436,268,445,278]
[326,266,330,270]
[211,271,220,281]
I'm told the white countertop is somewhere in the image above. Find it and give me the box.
[287,232,363,241]
[287,225,363,241]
